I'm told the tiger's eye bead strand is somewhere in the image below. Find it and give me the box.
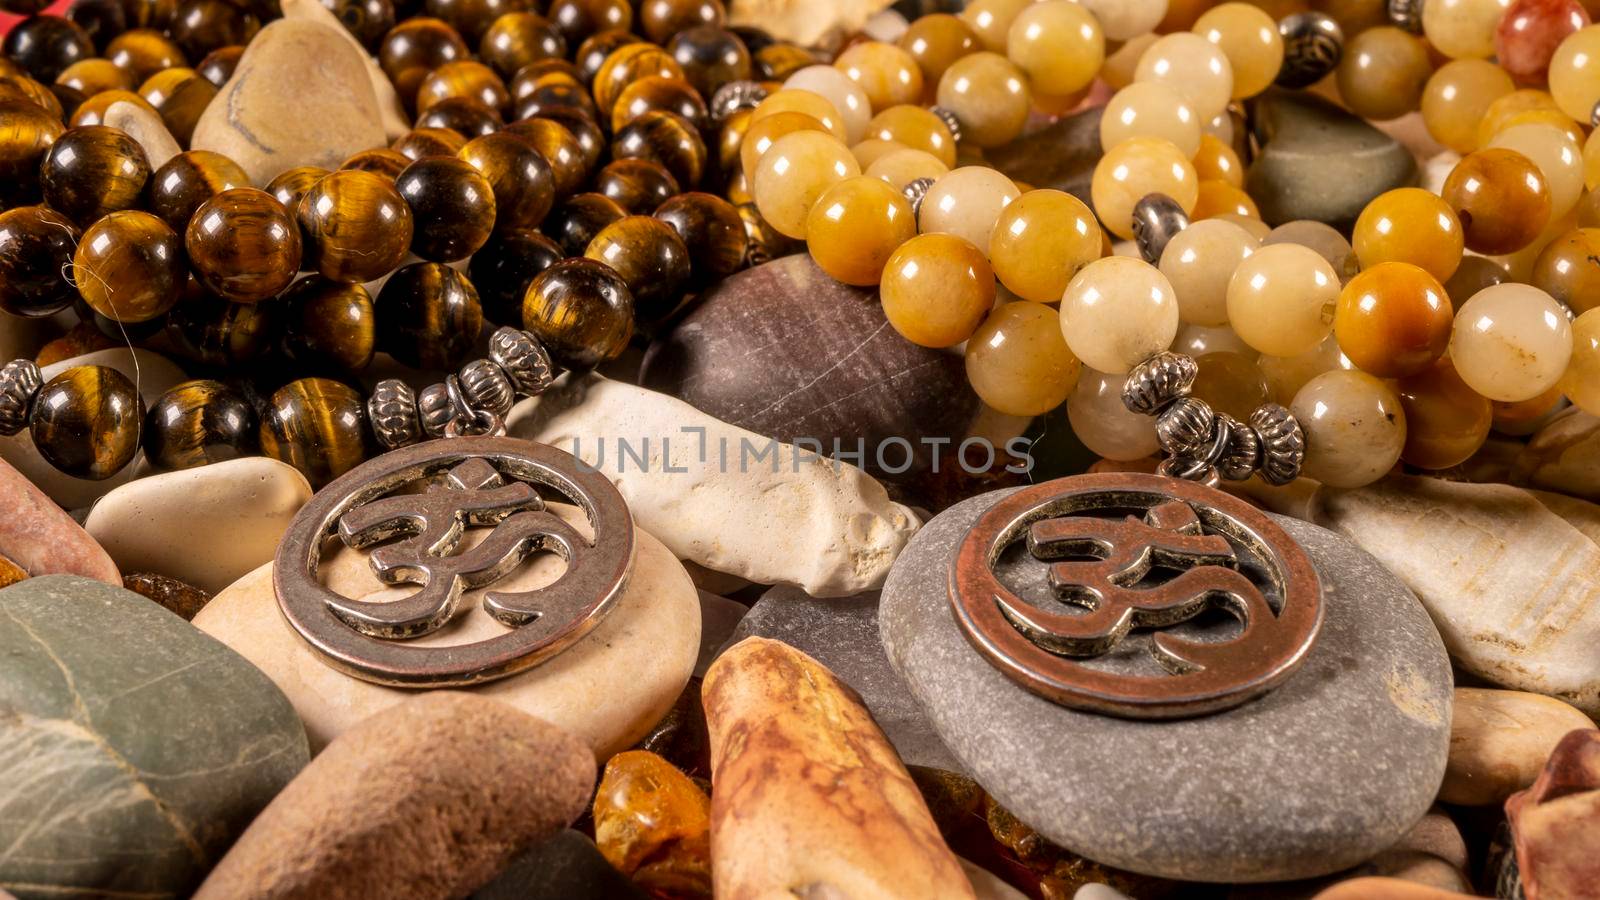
[0,205,80,318]
[296,168,415,283]
[74,210,186,323]
[395,156,497,261]
[143,378,258,470]
[378,261,485,369]
[38,124,151,226]
[259,377,370,489]
[30,365,144,480]
[521,257,634,370]
[185,187,302,303]
[280,276,377,373]
[147,150,250,231]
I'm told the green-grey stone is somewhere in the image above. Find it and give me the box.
[0,575,309,900]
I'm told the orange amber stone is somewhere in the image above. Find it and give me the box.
[1353,187,1465,282]
[1396,358,1493,469]
[805,175,916,285]
[1442,148,1553,255]
[593,750,711,897]
[1334,262,1453,378]
[880,232,995,347]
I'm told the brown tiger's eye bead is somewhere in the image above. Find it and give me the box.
[392,125,468,159]
[281,275,376,372]
[196,44,243,87]
[166,0,257,61]
[584,214,690,324]
[470,227,562,323]
[68,88,156,127]
[667,25,750,97]
[296,168,413,283]
[414,96,502,136]
[511,78,597,120]
[66,0,128,53]
[574,28,640,82]
[1,71,64,116]
[502,116,586,197]
[1442,148,1553,255]
[596,157,680,213]
[143,378,258,470]
[479,11,564,78]
[395,156,495,261]
[105,29,186,82]
[259,377,370,489]
[458,131,554,231]
[1335,261,1454,378]
[265,164,328,214]
[138,65,218,144]
[55,57,135,95]
[612,73,707,132]
[417,59,508,114]
[1396,357,1492,469]
[4,15,94,82]
[186,187,301,303]
[377,261,484,368]
[640,0,723,44]
[320,0,394,50]
[341,147,412,180]
[753,42,816,81]
[545,189,625,254]
[0,205,79,317]
[613,109,706,188]
[1531,226,1600,313]
[75,210,185,322]
[164,285,283,365]
[593,43,685,119]
[147,149,248,230]
[654,190,745,285]
[425,0,528,43]
[37,124,149,226]
[0,99,63,206]
[30,364,143,480]
[378,16,468,84]
[522,256,634,369]
[509,57,582,98]
[547,0,632,48]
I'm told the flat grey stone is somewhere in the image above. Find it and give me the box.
[732,585,963,772]
[0,575,308,899]
[696,590,748,677]
[880,489,1452,883]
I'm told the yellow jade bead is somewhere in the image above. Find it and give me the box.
[1226,242,1340,357]
[1192,133,1244,187]
[1259,335,1353,405]
[834,41,924,112]
[1561,308,1600,415]
[965,300,1083,416]
[1422,0,1513,59]
[1100,82,1201,157]
[865,148,949,189]
[1091,137,1199,240]
[1489,122,1586,220]
[988,189,1102,304]
[1159,217,1258,326]
[750,89,847,141]
[1352,187,1465,282]
[1068,367,1161,460]
[936,52,1031,148]
[784,65,871,144]
[1104,34,1159,90]
[898,13,978,89]
[1193,2,1284,99]
[739,110,827,177]
[1422,59,1515,153]
[1476,90,1579,149]
[1450,282,1574,401]
[751,130,859,239]
[959,0,1032,52]
[1549,25,1600,123]
[1291,370,1407,488]
[1059,256,1180,375]
[1336,25,1433,121]
[1081,0,1169,43]
[850,139,908,169]
[1585,128,1600,190]
[1397,358,1493,469]
[1134,32,1234,121]
[806,175,917,286]
[918,165,1020,249]
[1007,0,1105,98]
[1191,179,1260,220]
[865,105,957,167]
[880,232,995,347]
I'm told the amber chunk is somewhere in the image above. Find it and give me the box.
[593,750,712,897]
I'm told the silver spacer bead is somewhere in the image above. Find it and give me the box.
[903,176,936,218]
[710,80,769,125]
[1155,396,1217,460]
[1386,0,1423,33]
[487,326,555,397]
[1276,11,1344,89]
[928,105,962,145]
[0,359,42,437]
[1122,351,1198,416]
[367,379,422,451]
[457,359,515,419]
[1250,403,1306,486]
[1131,193,1189,265]
[1216,413,1261,481]
[416,382,453,439]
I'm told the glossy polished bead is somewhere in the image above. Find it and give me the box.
[547,0,631,47]
[592,43,683,120]
[1159,217,1257,327]
[988,188,1100,305]
[296,168,413,283]
[1195,3,1283,98]
[804,174,915,286]
[1291,369,1405,488]
[164,287,282,365]
[738,109,825,176]
[4,14,93,82]
[55,57,135,95]
[186,187,300,303]
[340,147,412,180]
[1334,261,1453,377]
[0,205,80,317]
[470,227,562,323]
[74,210,184,322]
[864,147,947,190]
[378,16,469,90]
[1006,0,1102,98]
[38,124,150,226]
[1227,242,1339,356]
[750,129,857,239]
[595,157,680,214]
[863,104,955,168]
[545,190,626,255]
[0,99,63,206]
[458,131,554,231]
[1100,82,1200,157]
[573,29,641,83]
[416,59,508,114]
[281,276,376,373]
[167,0,256,60]
[1422,0,1513,59]
[1068,366,1160,460]
[1060,256,1179,374]
[667,25,750,98]
[1258,334,1350,404]
[1495,0,1590,84]
[1443,254,1509,309]
[834,40,923,112]
[1450,282,1573,401]
[502,116,588,197]
[917,165,1018,250]
[377,261,484,368]
[392,126,469,160]
[1353,187,1465,282]
[1336,25,1430,121]
[1561,307,1600,413]
[654,191,745,285]
[395,156,495,261]
[1188,350,1269,420]
[897,12,976,88]
[749,87,847,141]
[1135,32,1234,121]
[613,74,707,134]
[65,88,152,128]
[479,11,565,79]
[1090,136,1198,240]
[518,82,602,127]
[612,109,707,188]
[196,45,243,87]
[1442,148,1553,254]
[639,0,723,44]
[30,364,142,479]
[584,214,690,323]
[521,256,634,369]
[934,51,1029,148]
[965,300,1081,416]
[259,377,369,489]
[143,378,257,470]
[1532,227,1600,313]
[1422,59,1516,153]
[1476,88,1578,148]
[1190,179,1259,221]
[783,65,869,143]
[1263,219,1359,282]
[416,97,502,137]
[1396,358,1492,468]
[147,149,249,231]
[880,232,993,348]
[105,29,186,83]
[1547,23,1600,121]
[1488,122,1585,219]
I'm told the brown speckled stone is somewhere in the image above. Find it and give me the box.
[123,572,210,620]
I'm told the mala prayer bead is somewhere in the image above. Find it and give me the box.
[653,190,746,286]
[73,209,186,323]
[470,227,563,324]
[143,378,259,471]
[1442,147,1553,254]
[185,187,302,303]
[521,256,635,370]
[394,156,496,261]
[38,124,150,226]
[1395,358,1493,470]
[0,100,65,206]
[30,364,144,480]
[583,214,691,324]
[259,377,370,489]
[280,276,378,373]
[147,150,250,231]
[880,232,994,349]
[296,168,415,282]
[965,299,1082,417]
[1333,262,1454,378]
[1061,256,1180,375]
[0,205,80,317]
[546,190,626,255]
[458,131,555,231]
[595,157,679,213]
[377,261,484,369]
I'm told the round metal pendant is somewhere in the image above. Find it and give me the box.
[949,472,1322,719]
[274,435,634,687]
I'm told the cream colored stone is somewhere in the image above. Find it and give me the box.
[85,457,312,594]
[103,99,180,169]
[1440,687,1596,805]
[191,18,387,186]
[0,349,186,508]
[729,0,896,48]
[508,375,919,597]
[1317,475,1600,714]
[279,0,409,141]
[194,506,699,758]
[1514,407,1600,502]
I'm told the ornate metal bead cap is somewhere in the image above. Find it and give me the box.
[710,80,769,124]
[928,105,963,145]
[1156,396,1217,459]
[367,378,422,451]
[1277,12,1344,89]
[1386,0,1424,33]
[903,176,936,218]
[457,359,515,420]
[417,382,453,439]
[1217,414,1262,481]
[1250,404,1306,485]
[0,359,42,437]
[487,326,555,397]
[1132,193,1189,264]
[1121,351,1198,416]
